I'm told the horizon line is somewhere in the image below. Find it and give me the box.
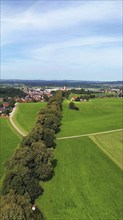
[1,79,123,82]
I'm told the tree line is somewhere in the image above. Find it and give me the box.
[0,91,63,220]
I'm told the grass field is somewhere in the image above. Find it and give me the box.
[37,137,123,220]
[57,98,122,137]
[0,118,21,181]
[90,130,123,170]
[12,102,46,134]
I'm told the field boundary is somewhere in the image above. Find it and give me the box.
[57,128,123,140]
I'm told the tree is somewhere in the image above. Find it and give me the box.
[9,99,16,108]
[43,94,49,102]
[2,165,43,202]
[21,135,34,147]
[31,142,55,180]
[0,191,44,220]
[69,102,79,111]
[38,106,62,121]
[0,101,3,107]
[43,128,56,147]
[30,125,44,142]
[4,108,11,115]
[69,102,75,109]
[43,115,61,133]
[5,142,55,183]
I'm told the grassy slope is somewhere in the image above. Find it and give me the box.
[90,130,123,169]
[57,98,122,137]
[13,102,46,134]
[0,118,21,181]
[37,137,123,220]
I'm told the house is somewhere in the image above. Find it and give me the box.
[3,102,9,109]
[71,96,78,101]
[1,113,8,118]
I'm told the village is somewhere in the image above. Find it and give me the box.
[0,86,67,117]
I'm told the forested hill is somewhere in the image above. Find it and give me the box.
[0,87,26,98]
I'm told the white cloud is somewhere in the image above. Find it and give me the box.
[1,1,121,45]
[2,37,122,79]
[30,36,121,60]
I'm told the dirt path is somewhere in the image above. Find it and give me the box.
[9,103,26,137]
[57,128,123,140]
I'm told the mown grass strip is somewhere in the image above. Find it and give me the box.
[90,131,123,170]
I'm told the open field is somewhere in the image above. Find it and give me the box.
[90,130,123,170]
[57,98,122,137]
[0,118,21,181]
[37,137,123,220]
[12,102,46,134]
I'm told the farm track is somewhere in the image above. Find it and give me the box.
[9,103,26,137]
[57,128,123,140]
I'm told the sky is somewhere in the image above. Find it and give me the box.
[1,0,122,81]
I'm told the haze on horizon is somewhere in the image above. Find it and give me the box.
[1,0,122,81]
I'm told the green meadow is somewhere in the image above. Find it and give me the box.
[37,137,123,220]
[0,118,21,181]
[57,98,122,137]
[13,102,46,134]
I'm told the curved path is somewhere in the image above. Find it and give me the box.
[9,103,26,137]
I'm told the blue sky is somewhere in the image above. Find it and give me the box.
[1,0,122,81]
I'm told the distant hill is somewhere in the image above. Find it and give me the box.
[0,79,122,88]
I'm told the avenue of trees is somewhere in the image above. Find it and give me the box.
[1,91,63,220]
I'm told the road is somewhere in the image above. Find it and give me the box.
[9,103,26,137]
